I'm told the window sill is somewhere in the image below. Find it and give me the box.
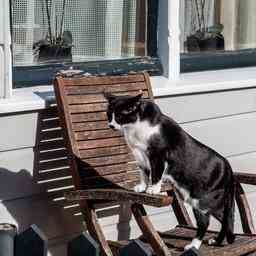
[151,66,256,97]
[0,85,54,114]
[2,66,256,115]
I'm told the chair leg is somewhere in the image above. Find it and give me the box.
[131,203,171,256]
[235,182,256,234]
[167,189,193,227]
[80,201,113,256]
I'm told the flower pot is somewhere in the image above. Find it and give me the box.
[186,35,225,52]
[38,44,72,62]
[0,223,17,256]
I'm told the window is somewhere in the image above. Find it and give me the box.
[3,0,256,95]
[180,0,256,72]
[11,0,161,88]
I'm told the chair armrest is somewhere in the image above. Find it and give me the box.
[65,189,173,207]
[234,172,256,185]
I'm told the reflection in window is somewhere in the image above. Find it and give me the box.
[180,0,256,53]
[11,0,147,66]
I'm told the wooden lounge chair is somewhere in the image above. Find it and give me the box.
[54,72,256,256]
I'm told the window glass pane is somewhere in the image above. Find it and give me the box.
[180,0,256,56]
[11,0,147,66]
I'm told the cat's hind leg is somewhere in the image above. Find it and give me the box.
[133,169,148,193]
[185,209,210,251]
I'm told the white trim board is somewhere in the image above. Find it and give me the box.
[151,66,256,97]
[2,66,256,114]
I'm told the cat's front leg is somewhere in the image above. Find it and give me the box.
[133,168,148,193]
[146,180,162,195]
[146,157,165,195]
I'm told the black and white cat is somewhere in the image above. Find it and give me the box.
[104,91,235,251]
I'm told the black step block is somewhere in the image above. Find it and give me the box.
[120,239,153,256]
[15,224,47,256]
[0,223,17,256]
[180,248,202,256]
[67,232,100,256]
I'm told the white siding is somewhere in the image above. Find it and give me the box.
[1,87,256,254]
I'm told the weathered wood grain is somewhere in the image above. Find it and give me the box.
[65,189,173,207]
[79,145,129,159]
[72,121,108,132]
[235,172,256,186]
[77,137,126,150]
[63,74,145,86]
[65,82,147,95]
[67,90,149,105]
[71,112,107,123]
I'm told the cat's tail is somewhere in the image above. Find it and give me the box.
[223,166,235,244]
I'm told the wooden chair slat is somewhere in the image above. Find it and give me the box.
[161,226,256,256]
[39,149,68,161]
[63,74,145,86]
[65,82,147,95]
[40,129,63,141]
[72,121,108,132]
[79,145,129,159]
[38,168,71,181]
[81,171,139,189]
[66,189,173,208]
[75,129,121,141]
[41,106,59,119]
[82,172,138,190]
[77,137,126,150]
[78,162,137,177]
[67,90,149,105]
[38,158,69,171]
[41,118,60,130]
[80,153,134,168]
[69,102,108,114]
[71,112,107,123]
[45,177,74,191]
[38,140,66,152]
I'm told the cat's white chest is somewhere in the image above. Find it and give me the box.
[123,120,160,170]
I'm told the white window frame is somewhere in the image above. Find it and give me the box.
[1,0,256,106]
[0,0,12,99]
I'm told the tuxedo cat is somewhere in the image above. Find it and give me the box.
[104,91,235,251]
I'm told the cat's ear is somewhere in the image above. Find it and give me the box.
[103,90,116,103]
[133,90,143,102]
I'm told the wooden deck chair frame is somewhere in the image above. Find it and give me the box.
[54,72,256,256]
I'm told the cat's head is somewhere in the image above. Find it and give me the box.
[104,91,143,131]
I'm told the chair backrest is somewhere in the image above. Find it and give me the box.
[54,72,153,193]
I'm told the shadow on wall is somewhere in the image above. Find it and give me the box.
[0,105,132,255]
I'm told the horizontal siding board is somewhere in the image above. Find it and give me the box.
[156,88,256,124]
[181,112,256,157]
[0,112,38,151]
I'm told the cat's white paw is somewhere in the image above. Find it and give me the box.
[208,238,217,246]
[146,183,161,195]
[133,183,147,193]
[184,243,194,251]
[184,239,202,251]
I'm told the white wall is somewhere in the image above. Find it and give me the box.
[1,87,256,255]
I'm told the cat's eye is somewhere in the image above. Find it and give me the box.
[121,107,134,115]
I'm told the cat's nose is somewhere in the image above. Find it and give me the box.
[109,124,115,129]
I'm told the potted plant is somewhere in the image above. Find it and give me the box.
[33,0,73,62]
[185,0,225,52]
